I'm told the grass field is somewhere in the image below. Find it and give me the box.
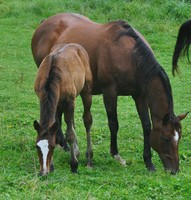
[0,0,191,199]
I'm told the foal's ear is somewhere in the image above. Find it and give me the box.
[49,122,59,134]
[34,120,41,132]
[178,112,189,121]
[162,113,170,125]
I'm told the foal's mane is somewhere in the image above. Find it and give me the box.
[40,54,61,128]
[112,20,174,114]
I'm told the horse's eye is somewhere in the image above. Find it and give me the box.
[161,136,171,143]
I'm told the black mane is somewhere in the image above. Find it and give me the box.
[113,20,174,113]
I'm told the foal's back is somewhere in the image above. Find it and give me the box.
[35,43,92,100]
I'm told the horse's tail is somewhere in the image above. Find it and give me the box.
[172,19,191,76]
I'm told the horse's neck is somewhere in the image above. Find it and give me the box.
[147,77,170,125]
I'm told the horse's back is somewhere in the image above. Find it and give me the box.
[31,13,97,67]
[32,13,154,95]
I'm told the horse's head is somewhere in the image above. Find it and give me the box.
[33,120,58,176]
[150,112,188,174]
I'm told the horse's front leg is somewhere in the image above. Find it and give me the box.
[81,92,93,168]
[133,95,155,172]
[64,100,79,173]
[102,87,126,166]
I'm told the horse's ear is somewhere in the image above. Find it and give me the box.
[34,120,41,132]
[49,122,59,135]
[178,112,189,121]
[162,113,170,125]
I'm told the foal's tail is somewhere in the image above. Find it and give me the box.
[172,19,191,76]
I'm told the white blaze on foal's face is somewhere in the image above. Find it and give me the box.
[174,131,179,143]
[37,139,49,173]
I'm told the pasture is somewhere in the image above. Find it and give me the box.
[0,0,191,199]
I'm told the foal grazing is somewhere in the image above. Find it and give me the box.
[34,43,93,175]
[32,13,188,173]
[172,19,191,75]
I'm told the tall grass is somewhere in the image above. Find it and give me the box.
[0,0,191,199]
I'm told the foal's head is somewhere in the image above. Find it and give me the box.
[34,120,58,176]
[150,113,188,174]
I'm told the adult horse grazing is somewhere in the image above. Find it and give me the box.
[172,19,191,76]
[34,43,93,175]
[31,13,188,174]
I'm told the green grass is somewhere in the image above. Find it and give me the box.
[0,0,191,199]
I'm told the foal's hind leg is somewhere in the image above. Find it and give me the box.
[133,95,155,172]
[102,87,126,166]
[81,92,93,168]
[56,109,69,151]
[64,99,79,173]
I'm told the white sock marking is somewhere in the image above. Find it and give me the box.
[174,131,179,142]
[37,139,49,173]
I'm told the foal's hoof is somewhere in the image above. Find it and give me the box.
[114,154,126,166]
[146,164,156,172]
[70,161,78,174]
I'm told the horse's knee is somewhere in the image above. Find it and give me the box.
[66,129,76,144]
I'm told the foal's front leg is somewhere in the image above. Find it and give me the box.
[64,100,79,173]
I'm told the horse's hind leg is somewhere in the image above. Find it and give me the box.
[133,95,155,172]
[81,92,93,167]
[64,99,79,173]
[102,87,126,166]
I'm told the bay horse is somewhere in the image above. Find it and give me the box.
[34,43,93,175]
[31,13,188,174]
[172,19,191,76]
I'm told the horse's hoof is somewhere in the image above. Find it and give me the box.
[86,162,93,169]
[114,154,126,166]
[71,168,78,174]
